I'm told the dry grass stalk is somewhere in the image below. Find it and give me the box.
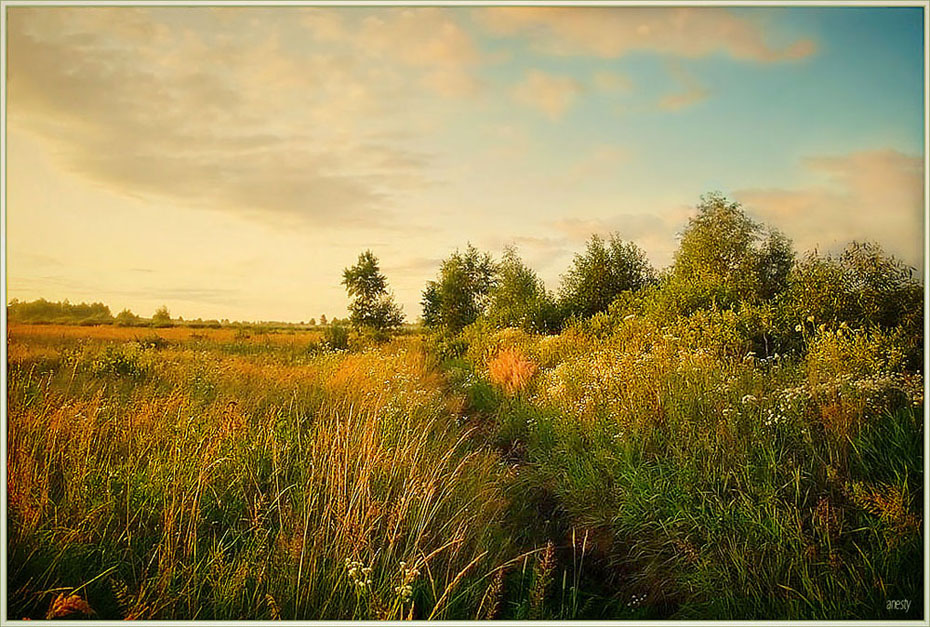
[477,567,505,620]
[529,540,556,620]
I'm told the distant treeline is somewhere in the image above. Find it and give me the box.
[6,298,352,330]
[7,299,115,326]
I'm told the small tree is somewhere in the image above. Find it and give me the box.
[669,192,794,312]
[342,250,404,337]
[115,308,140,327]
[785,241,921,332]
[422,245,497,334]
[320,314,327,326]
[486,247,559,332]
[559,234,655,320]
[152,305,171,326]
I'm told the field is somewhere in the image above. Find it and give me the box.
[5,315,923,621]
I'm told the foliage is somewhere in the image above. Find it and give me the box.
[486,247,560,333]
[785,242,921,332]
[7,298,114,325]
[558,234,656,320]
[422,245,498,334]
[342,250,405,337]
[323,321,350,350]
[114,309,142,327]
[152,306,172,327]
[668,192,794,312]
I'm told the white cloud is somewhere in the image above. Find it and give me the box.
[513,69,583,120]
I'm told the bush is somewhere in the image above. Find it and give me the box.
[784,242,921,335]
[323,323,349,351]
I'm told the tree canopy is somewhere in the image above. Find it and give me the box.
[486,247,559,333]
[422,245,497,334]
[668,192,794,312]
[558,234,656,320]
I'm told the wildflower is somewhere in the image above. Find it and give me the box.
[741,394,757,405]
[807,315,815,323]
[395,584,413,602]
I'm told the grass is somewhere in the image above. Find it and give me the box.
[5,319,924,620]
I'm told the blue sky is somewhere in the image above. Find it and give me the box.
[6,5,925,321]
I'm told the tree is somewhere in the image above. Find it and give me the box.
[559,234,656,320]
[421,245,497,334]
[342,250,404,337]
[785,241,921,332]
[756,229,795,301]
[669,192,794,311]
[115,308,140,327]
[320,314,327,326]
[152,306,171,326]
[486,247,559,332]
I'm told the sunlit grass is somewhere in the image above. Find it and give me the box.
[6,316,923,620]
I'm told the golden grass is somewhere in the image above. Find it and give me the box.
[7,323,322,345]
[7,328,511,620]
[487,347,537,395]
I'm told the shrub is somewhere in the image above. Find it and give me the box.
[115,309,141,327]
[323,322,350,351]
[488,347,537,395]
[152,306,172,328]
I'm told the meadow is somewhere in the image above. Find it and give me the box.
[5,196,925,621]
[6,312,923,620]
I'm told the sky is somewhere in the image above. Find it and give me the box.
[5,4,926,322]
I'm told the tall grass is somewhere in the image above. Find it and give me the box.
[7,326,512,619]
[453,313,923,619]
[6,317,923,620]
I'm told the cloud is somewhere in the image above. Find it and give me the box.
[8,7,437,229]
[478,7,816,62]
[302,8,482,98]
[659,62,710,111]
[592,70,632,92]
[513,69,583,120]
[735,149,924,268]
[560,145,630,184]
[552,213,669,243]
